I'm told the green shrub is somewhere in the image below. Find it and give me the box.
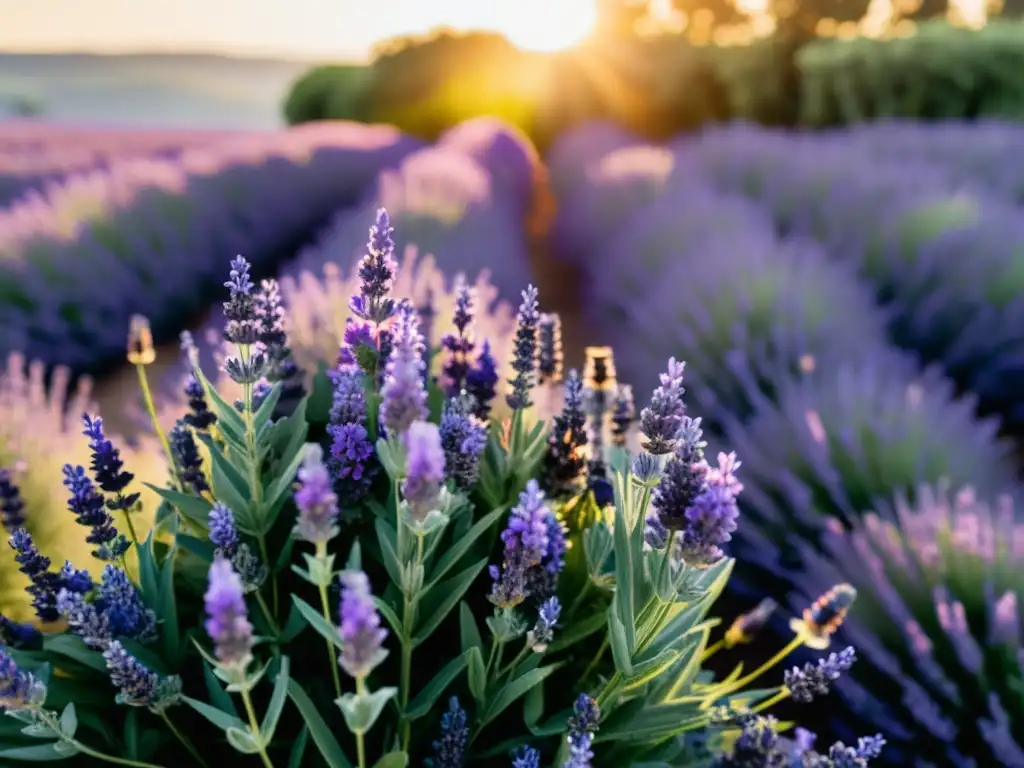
[282,64,374,125]
[797,19,1024,126]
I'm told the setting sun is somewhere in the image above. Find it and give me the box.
[481,0,598,52]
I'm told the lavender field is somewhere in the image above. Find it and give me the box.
[1,114,1022,768]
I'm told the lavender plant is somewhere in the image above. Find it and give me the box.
[0,211,880,767]
[778,484,1024,766]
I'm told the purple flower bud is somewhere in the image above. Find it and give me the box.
[489,480,551,609]
[204,558,253,669]
[403,421,446,522]
[465,341,499,421]
[293,448,340,545]
[507,285,540,410]
[440,277,477,398]
[439,396,487,491]
[640,358,687,455]
[349,208,399,325]
[169,421,208,495]
[537,313,563,385]
[337,570,387,679]
[542,370,587,497]
[0,648,45,710]
[103,640,182,713]
[379,304,428,437]
[0,468,25,531]
[222,256,260,346]
[785,646,857,704]
[63,464,128,561]
[82,414,139,512]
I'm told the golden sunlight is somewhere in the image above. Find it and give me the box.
[494,0,599,52]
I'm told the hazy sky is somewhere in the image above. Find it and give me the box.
[0,0,599,60]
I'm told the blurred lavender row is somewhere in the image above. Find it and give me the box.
[0,123,258,207]
[550,119,1024,433]
[0,121,425,374]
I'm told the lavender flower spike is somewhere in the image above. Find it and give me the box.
[440,276,476,397]
[379,303,428,438]
[639,357,687,455]
[222,255,259,346]
[82,414,140,512]
[0,648,46,711]
[465,341,499,421]
[103,640,182,713]
[402,421,446,524]
[0,468,25,531]
[439,395,488,492]
[204,558,254,670]
[427,696,469,768]
[489,480,551,609]
[63,464,129,561]
[350,208,399,325]
[507,284,540,410]
[326,365,375,505]
[293,446,340,546]
[784,646,857,703]
[338,570,388,680]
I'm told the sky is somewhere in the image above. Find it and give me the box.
[0,0,600,60]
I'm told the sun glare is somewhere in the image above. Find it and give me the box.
[494,0,598,52]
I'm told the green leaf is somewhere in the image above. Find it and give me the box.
[306,361,333,424]
[203,662,240,718]
[287,726,310,768]
[459,602,483,654]
[177,533,215,562]
[608,604,635,677]
[158,542,181,663]
[413,558,488,646]
[226,726,262,754]
[280,600,308,644]
[0,742,78,760]
[427,506,505,589]
[406,653,469,719]
[523,684,543,731]
[182,695,246,733]
[261,656,291,742]
[267,396,309,464]
[136,533,160,611]
[612,475,636,655]
[58,704,77,738]
[337,687,397,735]
[466,646,486,704]
[547,610,606,653]
[197,436,252,525]
[253,382,284,431]
[374,519,402,587]
[372,752,409,768]
[195,366,247,441]
[42,635,106,674]
[262,440,313,532]
[290,595,344,651]
[624,648,681,691]
[286,680,353,768]
[480,664,563,727]
[145,485,213,529]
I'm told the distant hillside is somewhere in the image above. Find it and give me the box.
[0,52,320,129]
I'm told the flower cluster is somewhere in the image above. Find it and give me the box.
[0,209,879,768]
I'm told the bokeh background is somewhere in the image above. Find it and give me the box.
[4,1,1024,765]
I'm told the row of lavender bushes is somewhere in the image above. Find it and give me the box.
[0,122,426,376]
[548,119,1024,766]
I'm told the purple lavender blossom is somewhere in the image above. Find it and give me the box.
[379,304,428,437]
[59,565,156,649]
[208,503,240,553]
[169,421,208,495]
[439,396,488,491]
[326,365,376,505]
[338,318,380,375]
[337,570,388,679]
[293,448,340,545]
[650,416,708,532]
[562,732,594,768]
[82,414,140,512]
[537,313,563,385]
[182,371,216,431]
[507,285,540,410]
[0,468,25,530]
[785,646,857,704]
[465,341,499,421]
[489,480,551,609]
[206,505,265,591]
[204,558,254,669]
[63,464,128,561]
[10,528,71,622]
[639,358,687,455]
[403,421,446,522]
[0,648,45,711]
[254,278,305,412]
[714,715,885,767]
[542,370,587,497]
[426,696,469,768]
[529,596,561,650]
[103,640,182,713]
[526,510,568,602]
[563,693,600,768]
[349,208,399,326]
[511,747,540,768]
[676,452,742,567]
[0,614,41,649]
[222,255,259,346]
[440,277,476,397]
